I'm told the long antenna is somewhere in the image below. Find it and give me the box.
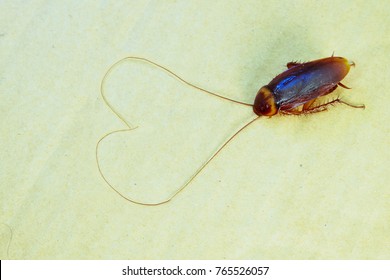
[96,115,260,206]
[97,56,257,205]
[100,57,252,127]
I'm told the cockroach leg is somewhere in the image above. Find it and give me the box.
[281,105,327,115]
[338,82,351,89]
[302,97,365,113]
[281,95,364,116]
[336,99,365,109]
[302,99,317,110]
[279,108,302,115]
[286,61,301,69]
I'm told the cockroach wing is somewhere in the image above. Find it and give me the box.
[267,57,351,110]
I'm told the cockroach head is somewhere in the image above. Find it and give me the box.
[253,86,278,116]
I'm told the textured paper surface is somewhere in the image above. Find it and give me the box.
[1,1,389,259]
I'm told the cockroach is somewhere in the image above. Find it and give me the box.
[96,55,364,206]
[253,56,363,116]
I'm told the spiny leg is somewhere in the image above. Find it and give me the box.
[281,105,327,115]
[279,99,322,115]
[286,61,301,69]
[281,98,365,115]
[338,82,351,89]
[302,98,365,113]
[302,99,317,111]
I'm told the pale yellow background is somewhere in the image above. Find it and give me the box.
[1,0,389,259]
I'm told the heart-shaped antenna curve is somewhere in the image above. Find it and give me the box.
[96,57,257,206]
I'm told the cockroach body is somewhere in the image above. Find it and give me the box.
[254,56,361,116]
